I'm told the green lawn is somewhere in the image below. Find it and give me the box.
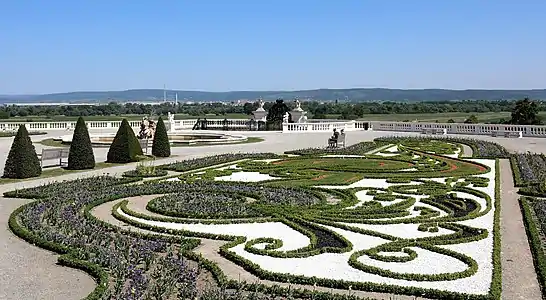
[269,157,411,172]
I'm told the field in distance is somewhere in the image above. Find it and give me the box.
[2,111,545,123]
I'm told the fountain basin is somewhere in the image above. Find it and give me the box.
[56,132,248,146]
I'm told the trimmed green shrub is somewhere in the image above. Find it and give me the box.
[2,125,41,179]
[106,119,143,163]
[151,116,170,157]
[67,116,95,170]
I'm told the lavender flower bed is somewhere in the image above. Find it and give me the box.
[532,199,546,235]
[513,152,546,184]
[148,192,262,219]
[6,177,203,299]
[5,177,333,299]
[161,153,281,172]
[285,141,384,156]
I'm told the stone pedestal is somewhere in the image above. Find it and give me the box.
[252,109,268,122]
[290,108,307,123]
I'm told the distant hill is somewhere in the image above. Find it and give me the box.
[1,88,545,103]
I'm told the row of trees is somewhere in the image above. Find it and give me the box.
[1,99,544,120]
[456,98,542,125]
[2,117,171,179]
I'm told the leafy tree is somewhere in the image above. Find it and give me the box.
[510,98,542,125]
[266,99,290,130]
[447,119,455,123]
[2,125,41,179]
[464,115,479,124]
[107,119,143,163]
[152,117,171,157]
[67,116,95,170]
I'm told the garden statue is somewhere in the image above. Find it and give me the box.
[168,112,175,124]
[283,112,290,123]
[294,98,301,110]
[138,117,156,139]
[257,98,265,111]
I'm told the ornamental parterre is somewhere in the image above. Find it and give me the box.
[6,139,502,300]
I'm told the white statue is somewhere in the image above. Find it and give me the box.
[294,98,301,110]
[168,112,174,123]
[298,115,308,123]
[283,112,290,123]
[139,117,156,139]
[257,98,265,110]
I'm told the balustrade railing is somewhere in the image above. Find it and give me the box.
[1,119,546,137]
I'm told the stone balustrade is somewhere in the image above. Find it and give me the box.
[368,121,546,137]
[2,119,546,137]
[282,120,358,132]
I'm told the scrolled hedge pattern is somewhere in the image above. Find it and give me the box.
[5,142,502,300]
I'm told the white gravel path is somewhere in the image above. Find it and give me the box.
[117,208,310,251]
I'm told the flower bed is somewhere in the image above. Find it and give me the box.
[511,152,546,187]
[284,141,386,156]
[123,168,168,178]
[160,153,281,172]
[147,191,263,219]
[375,136,509,158]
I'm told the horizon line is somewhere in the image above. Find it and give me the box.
[4,86,546,96]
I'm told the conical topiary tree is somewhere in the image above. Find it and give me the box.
[107,119,143,163]
[67,116,95,170]
[152,116,171,157]
[2,125,41,179]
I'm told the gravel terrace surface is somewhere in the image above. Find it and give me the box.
[1,130,545,300]
[499,159,542,300]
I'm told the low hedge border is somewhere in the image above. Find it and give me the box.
[118,200,355,259]
[489,159,502,299]
[218,240,492,300]
[519,197,546,296]
[184,250,372,300]
[349,243,478,281]
[509,155,528,187]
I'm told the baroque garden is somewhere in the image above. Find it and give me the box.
[1,119,545,300]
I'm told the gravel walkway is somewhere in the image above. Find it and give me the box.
[460,144,473,157]
[0,197,96,300]
[499,159,542,300]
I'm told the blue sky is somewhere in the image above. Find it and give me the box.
[1,0,545,94]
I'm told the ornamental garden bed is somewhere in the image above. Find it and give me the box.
[5,139,502,300]
[511,152,546,197]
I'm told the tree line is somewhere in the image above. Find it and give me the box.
[0,99,543,125]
